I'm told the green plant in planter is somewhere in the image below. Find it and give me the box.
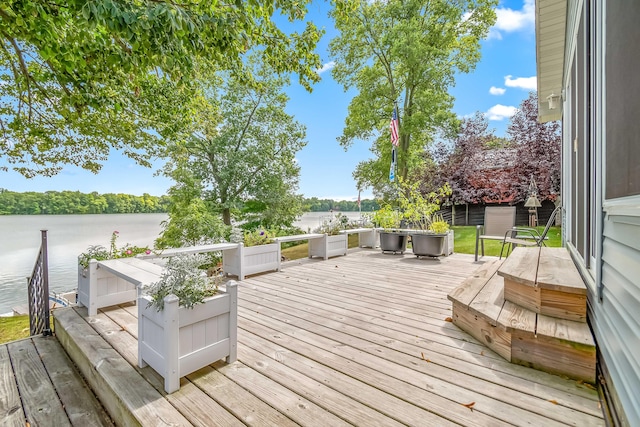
[146,254,220,311]
[314,213,349,235]
[373,204,402,230]
[398,179,451,232]
[428,214,451,234]
[78,231,152,269]
[242,228,275,247]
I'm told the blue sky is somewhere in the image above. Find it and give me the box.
[0,0,536,202]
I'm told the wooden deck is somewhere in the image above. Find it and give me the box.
[5,249,604,426]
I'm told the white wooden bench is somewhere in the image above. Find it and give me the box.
[273,233,347,260]
[339,228,379,248]
[77,258,164,316]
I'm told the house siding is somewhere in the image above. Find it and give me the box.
[549,0,640,424]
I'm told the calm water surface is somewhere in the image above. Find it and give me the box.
[0,211,366,314]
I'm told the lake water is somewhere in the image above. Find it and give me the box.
[0,211,367,314]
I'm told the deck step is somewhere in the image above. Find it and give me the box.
[498,247,587,322]
[53,306,191,426]
[448,262,596,383]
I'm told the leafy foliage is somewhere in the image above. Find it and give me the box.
[0,0,352,176]
[242,228,274,247]
[146,255,219,311]
[430,93,561,205]
[159,57,307,247]
[329,0,496,197]
[397,179,451,231]
[0,189,169,214]
[78,231,151,268]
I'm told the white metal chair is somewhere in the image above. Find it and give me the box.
[475,206,516,261]
[499,205,562,259]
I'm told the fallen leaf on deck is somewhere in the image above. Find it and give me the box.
[335,265,339,268]
[444,317,453,322]
[548,399,558,405]
[462,402,475,411]
[421,352,426,360]
[480,351,485,356]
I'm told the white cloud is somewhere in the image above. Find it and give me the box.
[504,75,537,90]
[486,104,518,121]
[489,0,535,38]
[489,86,506,95]
[316,61,335,75]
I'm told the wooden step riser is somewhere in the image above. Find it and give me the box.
[503,278,587,322]
[451,303,596,383]
[451,301,511,360]
[511,330,596,384]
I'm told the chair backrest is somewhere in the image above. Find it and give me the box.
[537,205,562,242]
[483,206,516,237]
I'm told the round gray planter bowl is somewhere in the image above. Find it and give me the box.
[410,232,446,257]
[379,231,409,254]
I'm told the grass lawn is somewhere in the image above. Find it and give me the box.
[0,315,31,343]
[452,225,562,257]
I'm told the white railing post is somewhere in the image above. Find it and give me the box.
[226,281,238,363]
[163,294,180,393]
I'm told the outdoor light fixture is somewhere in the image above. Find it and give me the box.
[547,93,561,110]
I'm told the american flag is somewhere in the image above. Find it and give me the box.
[390,108,399,146]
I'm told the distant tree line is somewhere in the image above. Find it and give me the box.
[0,189,379,215]
[0,189,170,215]
[304,197,378,212]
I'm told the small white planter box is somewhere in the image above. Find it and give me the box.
[138,281,238,393]
[77,261,137,316]
[444,230,455,256]
[309,234,348,259]
[222,243,280,280]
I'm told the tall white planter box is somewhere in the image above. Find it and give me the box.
[357,229,379,248]
[222,243,280,280]
[77,260,137,316]
[443,230,454,256]
[138,281,238,393]
[309,234,348,259]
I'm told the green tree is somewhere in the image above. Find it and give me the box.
[161,59,307,240]
[0,0,351,177]
[329,0,496,197]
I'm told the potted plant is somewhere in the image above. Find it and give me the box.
[310,213,349,258]
[398,180,452,257]
[77,231,152,314]
[373,204,408,254]
[138,254,238,393]
[222,228,281,280]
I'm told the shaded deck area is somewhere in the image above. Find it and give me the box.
[5,249,604,426]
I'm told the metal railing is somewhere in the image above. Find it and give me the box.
[27,230,52,336]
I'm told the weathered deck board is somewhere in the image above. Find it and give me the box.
[7,339,71,427]
[0,344,26,426]
[35,249,602,426]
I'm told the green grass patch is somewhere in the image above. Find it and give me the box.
[0,315,31,344]
[452,225,562,257]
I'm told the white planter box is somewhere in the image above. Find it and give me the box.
[308,234,348,259]
[222,243,280,280]
[77,261,137,316]
[444,230,454,256]
[138,282,238,393]
[357,229,379,248]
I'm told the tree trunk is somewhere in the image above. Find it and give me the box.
[222,208,231,226]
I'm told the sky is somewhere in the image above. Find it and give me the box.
[0,0,537,202]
